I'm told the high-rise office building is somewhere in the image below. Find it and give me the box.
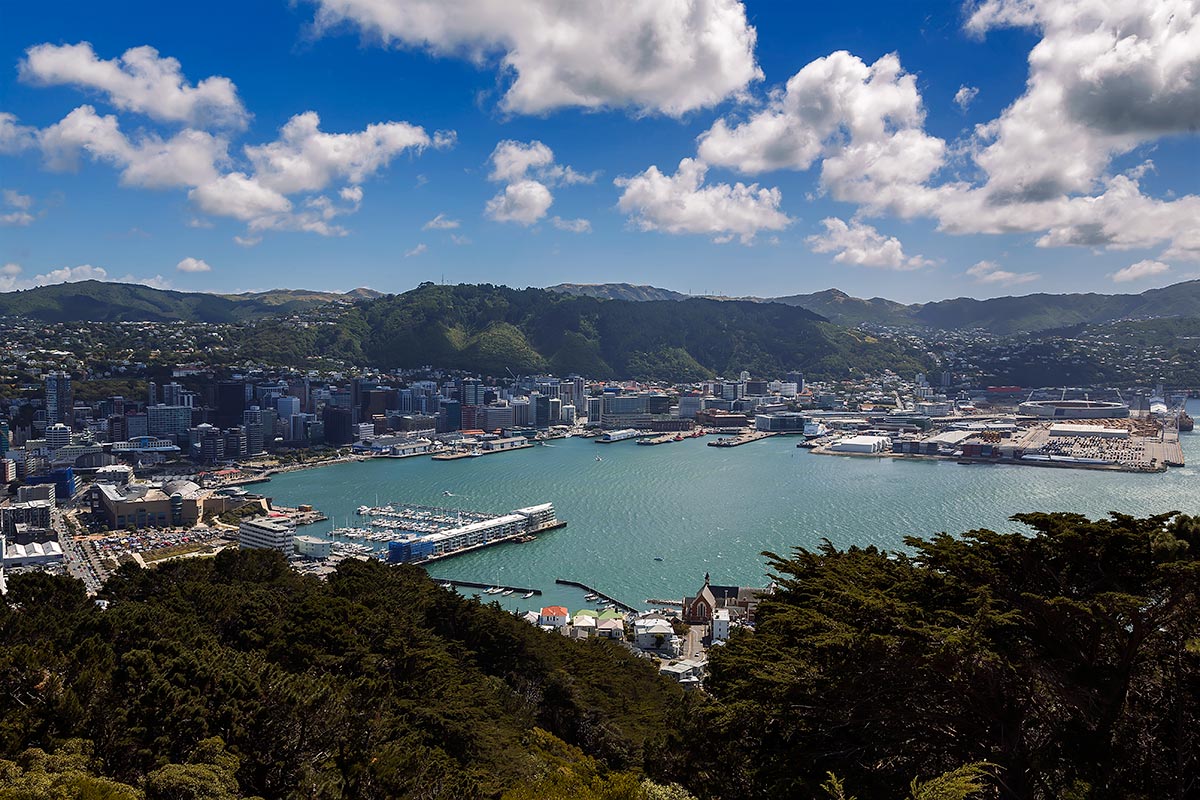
[461,379,485,407]
[532,393,551,429]
[161,382,192,407]
[148,405,193,443]
[216,381,248,428]
[243,407,265,455]
[277,395,300,424]
[322,405,355,446]
[45,371,72,426]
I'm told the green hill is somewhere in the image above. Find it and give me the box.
[353,283,927,380]
[0,280,371,323]
[550,280,1200,335]
[0,551,684,799]
[547,283,692,302]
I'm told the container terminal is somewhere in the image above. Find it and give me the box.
[806,403,1185,473]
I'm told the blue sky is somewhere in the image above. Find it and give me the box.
[1,0,1197,302]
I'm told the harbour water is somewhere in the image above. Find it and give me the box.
[266,400,1199,611]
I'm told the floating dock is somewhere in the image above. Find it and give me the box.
[555,578,638,613]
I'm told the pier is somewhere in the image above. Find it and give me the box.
[555,578,639,613]
[707,431,776,447]
[430,578,541,596]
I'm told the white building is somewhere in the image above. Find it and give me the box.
[45,423,72,451]
[238,518,294,553]
[294,535,332,559]
[634,618,678,652]
[828,434,891,454]
[711,608,731,642]
[1048,424,1129,439]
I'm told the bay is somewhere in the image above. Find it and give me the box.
[265,400,1199,612]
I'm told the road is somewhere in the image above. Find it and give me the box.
[684,623,708,659]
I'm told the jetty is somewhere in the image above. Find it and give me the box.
[707,431,776,448]
[431,578,541,596]
[555,578,639,613]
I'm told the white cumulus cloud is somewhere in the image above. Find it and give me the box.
[966,260,1039,287]
[245,111,429,194]
[176,257,212,273]
[20,42,248,128]
[0,113,38,154]
[404,243,427,257]
[615,157,790,244]
[485,180,553,225]
[307,0,761,116]
[484,140,588,226]
[38,105,228,188]
[806,217,930,270]
[1,189,35,226]
[0,263,111,291]
[689,1,1200,267]
[1111,259,1171,283]
[954,85,979,110]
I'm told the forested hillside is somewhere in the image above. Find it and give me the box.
[0,281,371,323]
[1,512,1196,798]
[672,511,1200,799]
[0,552,684,799]
[351,283,926,380]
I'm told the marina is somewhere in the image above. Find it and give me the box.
[555,578,639,614]
[263,400,1200,611]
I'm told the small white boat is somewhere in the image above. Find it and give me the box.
[522,591,535,599]
[502,589,514,596]
[594,455,603,462]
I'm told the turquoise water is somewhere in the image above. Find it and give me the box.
[265,401,1199,612]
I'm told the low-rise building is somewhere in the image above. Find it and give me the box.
[538,605,569,628]
[294,535,332,559]
[711,608,731,642]
[827,434,890,454]
[239,518,294,553]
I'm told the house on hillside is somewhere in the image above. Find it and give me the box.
[538,606,569,628]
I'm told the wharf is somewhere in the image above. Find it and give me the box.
[431,443,534,461]
[430,578,541,596]
[637,434,681,446]
[420,530,548,563]
[555,578,638,613]
[707,431,775,448]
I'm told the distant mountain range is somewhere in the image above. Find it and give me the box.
[348,283,924,380]
[0,280,381,323]
[548,281,1200,335]
[0,279,926,379]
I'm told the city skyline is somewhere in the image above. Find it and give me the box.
[2,0,1199,303]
